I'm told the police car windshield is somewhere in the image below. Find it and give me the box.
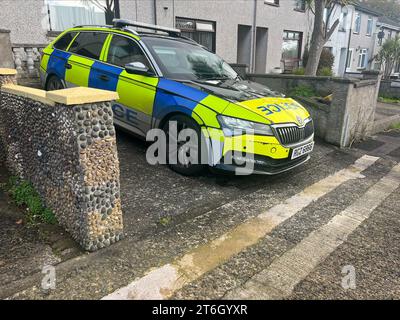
[142,37,238,81]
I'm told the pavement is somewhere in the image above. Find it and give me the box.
[373,102,400,133]
[0,129,399,300]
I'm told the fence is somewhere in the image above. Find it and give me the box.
[379,80,400,99]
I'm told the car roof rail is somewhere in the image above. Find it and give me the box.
[74,24,113,29]
[112,19,181,37]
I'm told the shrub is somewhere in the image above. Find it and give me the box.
[290,85,316,98]
[378,96,400,104]
[318,67,333,77]
[302,47,334,76]
[319,48,335,71]
[6,177,57,224]
[293,67,306,75]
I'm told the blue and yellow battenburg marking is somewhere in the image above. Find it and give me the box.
[41,27,312,164]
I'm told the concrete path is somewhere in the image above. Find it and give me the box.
[374,102,400,133]
[1,130,399,300]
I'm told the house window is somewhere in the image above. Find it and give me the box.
[346,48,353,71]
[354,12,361,34]
[357,49,368,69]
[47,0,107,31]
[264,0,279,5]
[176,18,216,52]
[281,31,303,72]
[366,16,373,36]
[295,0,306,11]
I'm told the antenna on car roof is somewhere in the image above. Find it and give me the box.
[113,19,181,37]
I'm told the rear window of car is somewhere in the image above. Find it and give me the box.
[53,32,77,51]
[68,32,108,60]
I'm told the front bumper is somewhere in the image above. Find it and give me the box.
[213,153,311,175]
[204,127,313,175]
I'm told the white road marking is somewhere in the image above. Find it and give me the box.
[102,155,379,300]
[225,163,400,300]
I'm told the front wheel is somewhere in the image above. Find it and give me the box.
[162,115,207,176]
[46,75,65,91]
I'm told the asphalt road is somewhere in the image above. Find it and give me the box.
[1,129,399,300]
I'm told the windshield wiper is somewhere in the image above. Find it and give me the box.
[199,76,233,81]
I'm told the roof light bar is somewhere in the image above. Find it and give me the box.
[113,19,181,36]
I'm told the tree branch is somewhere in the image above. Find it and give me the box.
[326,18,340,40]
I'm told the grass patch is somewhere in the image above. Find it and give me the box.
[390,122,400,130]
[292,67,305,75]
[317,67,333,77]
[378,96,400,104]
[159,216,172,227]
[290,85,317,98]
[4,177,57,225]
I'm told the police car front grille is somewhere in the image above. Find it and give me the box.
[274,120,314,146]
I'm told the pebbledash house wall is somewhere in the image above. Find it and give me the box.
[325,4,379,77]
[0,0,312,74]
[248,72,381,147]
[0,70,123,251]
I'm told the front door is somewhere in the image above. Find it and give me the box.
[103,34,159,137]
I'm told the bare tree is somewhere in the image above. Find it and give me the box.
[82,0,116,25]
[305,0,350,76]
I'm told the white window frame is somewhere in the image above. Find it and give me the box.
[346,48,354,72]
[354,12,361,34]
[264,0,279,5]
[295,0,306,11]
[366,16,373,36]
[357,49,368,69]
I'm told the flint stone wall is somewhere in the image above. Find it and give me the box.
[0,69,18,163]
[0,73,123,251]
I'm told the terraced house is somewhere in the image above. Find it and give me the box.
[0,0,312,79]
[324,1,380,77]
[0,0,389,80]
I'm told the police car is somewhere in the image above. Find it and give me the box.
[40,19,314,175]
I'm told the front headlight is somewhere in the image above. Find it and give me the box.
[217,115,274,136]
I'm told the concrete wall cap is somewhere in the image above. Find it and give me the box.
[0,68,17,75]
[1,84,54,106]
[247,73,359,83]
[46,87,119,105]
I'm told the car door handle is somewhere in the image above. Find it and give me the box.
[99,74,109,82]
[65,63,72,70]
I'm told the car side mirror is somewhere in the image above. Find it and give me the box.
[125,62,155,76]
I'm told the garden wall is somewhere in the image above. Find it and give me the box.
[247,72,381,147]
[0,69,123,251]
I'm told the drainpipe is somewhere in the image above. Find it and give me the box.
[250,0,257,73]
[114,0,121,19]
[154,0,158,25]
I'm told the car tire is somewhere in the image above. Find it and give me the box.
[46,75,65,91]
[163,114,207,176]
